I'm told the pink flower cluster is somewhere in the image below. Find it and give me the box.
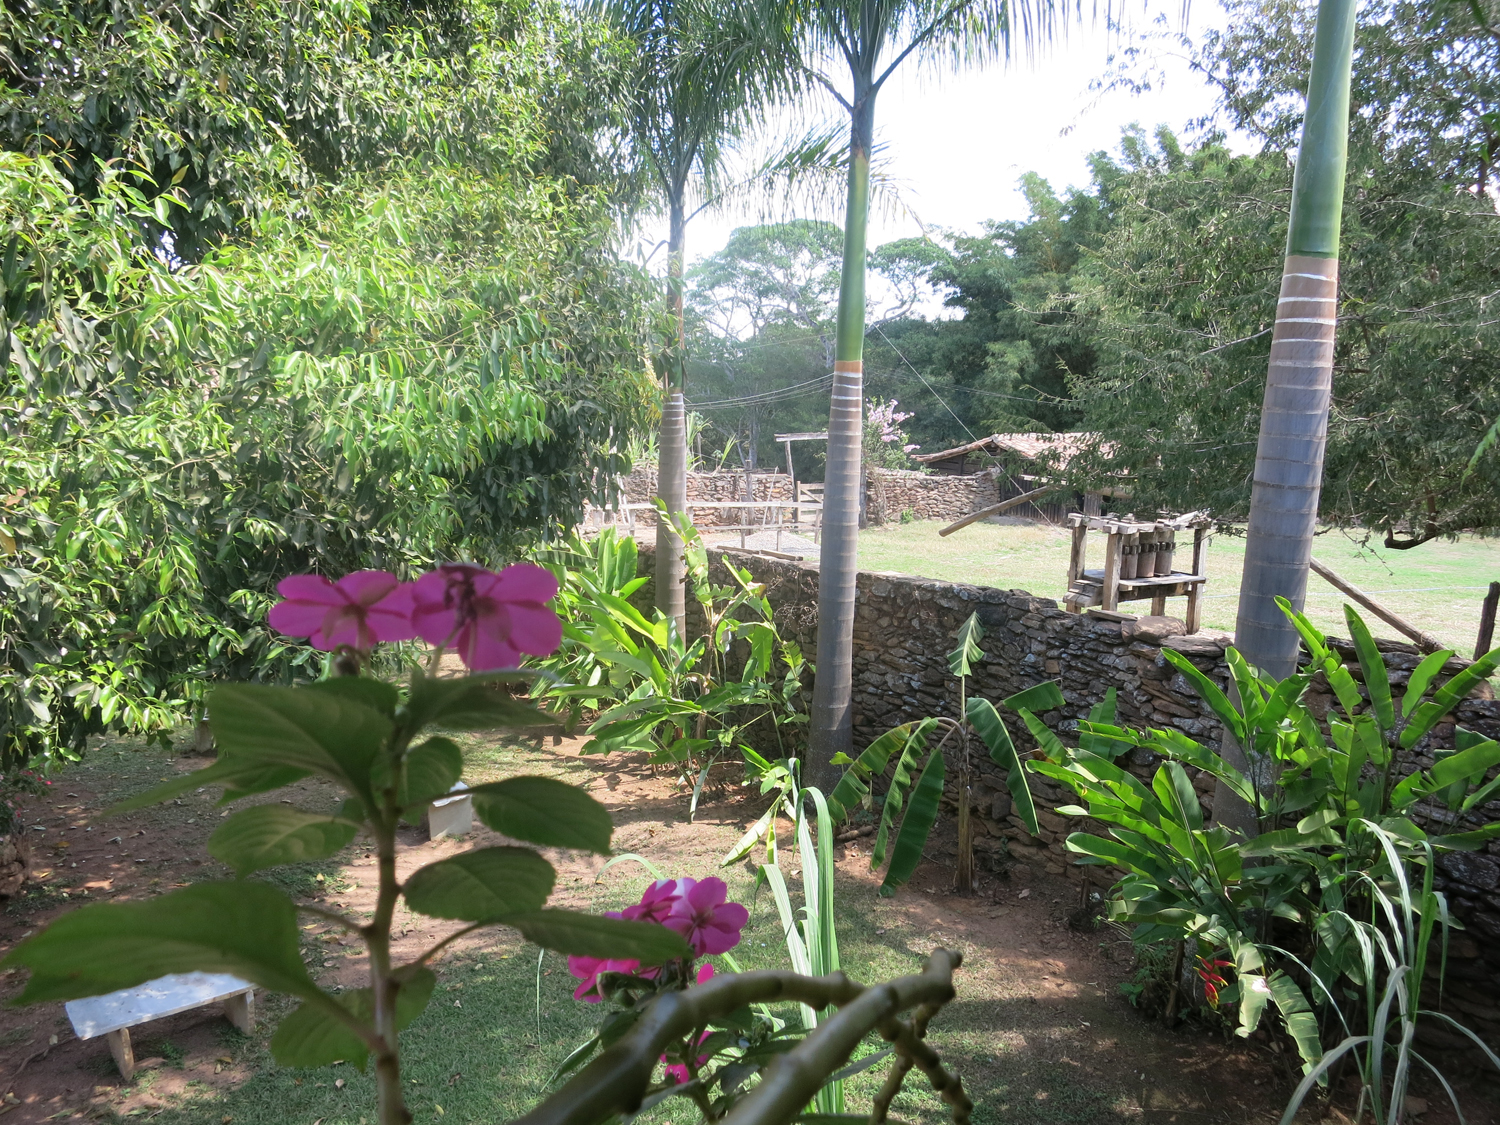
[566,877,748,1003]
[868,398,919,453]
[268,564,562,672]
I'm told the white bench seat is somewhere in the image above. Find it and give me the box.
[65,972,254,1080]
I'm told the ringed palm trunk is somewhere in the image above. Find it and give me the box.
[1216,0,1357,835]
[655,202,689,635]
[808,90,874,789]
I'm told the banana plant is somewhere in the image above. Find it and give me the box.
[821,613,1063,897]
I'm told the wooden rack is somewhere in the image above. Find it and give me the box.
[1064,512,1212,631]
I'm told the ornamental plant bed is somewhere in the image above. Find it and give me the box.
[0,733,1489,1125]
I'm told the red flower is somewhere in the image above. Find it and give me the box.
[566,954,642,1002]
[409,564,561,671]
[269,571,416,650]
[662,1030,712,1085]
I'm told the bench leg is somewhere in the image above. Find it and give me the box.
[108,1027,136,1082]
[1185,584,1203,634]
[223,990,255,1033]
[1151,591,1167,615]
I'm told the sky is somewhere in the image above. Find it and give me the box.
[645,3,1261,271]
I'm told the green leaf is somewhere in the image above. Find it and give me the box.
[1401,650,1500,748]
[108,756,312,814]
[499,910,692,963]
[270,968,435,1070]
[967,697,1037,835]
[1267,971,1322,1074]
[1017,708,1068,762]
[948,613,985,678]
[1078,689,1129,758]
[469,776,613,853]
[1002,681,1065,714]
[208,806,358,876]
[1401,650,1452,719]
[395,737,465,810]
[1429,738,1500,788]
[1342,606,1393,731]
[403,847,555,921]
[827,721,924,822]
[306,677,400,717]
[210,683,392,802]
[1161,648,1246,746]
[880,749,944,896]
[873,722,936,869]
[2,881,318,1003]
[405,672,552,731]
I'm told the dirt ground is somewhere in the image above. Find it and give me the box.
[0,733,1494,1125]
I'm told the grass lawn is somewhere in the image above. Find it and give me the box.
[858,520,1499,649]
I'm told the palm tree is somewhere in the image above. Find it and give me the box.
[602,0,797,633]
[1218,0,1358,834]
[790,0,1070,787]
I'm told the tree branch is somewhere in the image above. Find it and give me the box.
[507,951,962,1125]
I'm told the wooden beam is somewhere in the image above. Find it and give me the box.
[937,485,1059,537]
[1102,533,1123,612]
[1477,581,1500,660]
[1308,557,1445,654]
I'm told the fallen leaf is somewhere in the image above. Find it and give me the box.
[334,1079,345,1090]
[1017,889,1030,899]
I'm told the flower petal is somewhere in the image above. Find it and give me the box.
[276,574,339,602]
[493,563,559,603]
[338,570,400,606]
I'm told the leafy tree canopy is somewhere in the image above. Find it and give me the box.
[1,0,657,767]
[1065,0,1500,544]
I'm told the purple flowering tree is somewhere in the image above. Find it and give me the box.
[862,399,920,471]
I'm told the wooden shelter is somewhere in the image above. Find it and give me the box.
[910,432,1112,522]
[1064,512,1212,631]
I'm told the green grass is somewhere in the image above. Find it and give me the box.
[858,520,1499,649]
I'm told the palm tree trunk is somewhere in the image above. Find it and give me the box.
[1216,0,1356,835]
[809,89,874,788]
[655,202,688,635]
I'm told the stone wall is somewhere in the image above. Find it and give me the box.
[865,468,999,524]
[611,468,794,528]
[636,543,1500,1062]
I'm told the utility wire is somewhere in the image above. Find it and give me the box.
[873,324,981,444]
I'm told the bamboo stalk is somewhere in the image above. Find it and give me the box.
[1308,557,1445,653]
[937,485,1060,537]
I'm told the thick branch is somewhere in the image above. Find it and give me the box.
[508,952,961,1125]
[718,951,961,1125]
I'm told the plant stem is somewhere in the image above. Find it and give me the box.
[368,800,409,1125]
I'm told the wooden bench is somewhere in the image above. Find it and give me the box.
[65,972,254,1080]
[427,784,472,840]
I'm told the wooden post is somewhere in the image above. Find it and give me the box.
[937,485,1060,536]
[1102,531,1123,612]
[1477,581,1500,660]
[1308,557,1445,653]
[1067,523,1087,588]
[1151,589,1168,615]
[1185,583,1203,634]
[108,1028,136,1081]
[1192,527,1208,577]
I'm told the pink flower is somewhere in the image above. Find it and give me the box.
[623,879,685,925]
[409,563,562,671]
[268,571,417,650]
[662,1030,713,1085]
[566,954,642,1002]
[665,877,748,956]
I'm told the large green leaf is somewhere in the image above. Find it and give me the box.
[469,776,613,853]
[499,910,692,962]
[395,736,465,810]
[405,672,552,732]
[1001,680,1065,714]
[404,847,555,920]
[1078,688,1130,759]
[948,613,985,678]
[1267,971,1322,1075]
[1401,649,1500,747]
[209,806,358,876]
[2,881,319,1003]
[967,697,1038,835]
[109,756,312,814]
[210,683,392,802]
[826,720,929,822]
[270,967,436,1070]
[1161,648,1245,746]
[1342,606,1393,731]
[1429,737,1500,788]
[1401,650,1453,720]
[879,750,944,896]
[872,722,935,869]
[306,677,400,718]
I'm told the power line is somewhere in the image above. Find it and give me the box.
[873,324,982,444]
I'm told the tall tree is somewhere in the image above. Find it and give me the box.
[1222,0,1357,832]
[602,0,792,632]
[788,0,1067,787]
